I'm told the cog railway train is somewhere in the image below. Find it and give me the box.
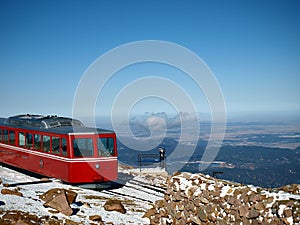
[0,114,118,184]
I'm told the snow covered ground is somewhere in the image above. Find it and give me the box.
[0,164,167,224]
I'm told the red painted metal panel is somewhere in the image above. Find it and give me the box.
[0,144,69,181]
[68,159,118,183]
[0,144,118,183]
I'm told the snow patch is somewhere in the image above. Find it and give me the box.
[0,165,165,225]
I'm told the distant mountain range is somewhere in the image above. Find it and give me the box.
[186,145,300,188]
[118,138,300,188]
[96,115,300,187]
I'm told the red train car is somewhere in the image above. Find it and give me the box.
[0,114,118,184]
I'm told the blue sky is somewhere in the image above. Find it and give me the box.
[1,0,299,121]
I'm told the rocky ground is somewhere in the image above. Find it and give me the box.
[0,164,167,224]
[1,164,300,225]
[145,172,300,225]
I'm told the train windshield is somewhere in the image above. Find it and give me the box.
[98,137,114,156]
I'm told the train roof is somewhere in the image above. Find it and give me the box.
[0,114,114,135]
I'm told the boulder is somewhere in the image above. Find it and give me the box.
[89,215,104,224]
[254,202,265,210]
[40,188,77,204]
[103,199,126,214]
[1,188,23,197]
[64,219,80,225]
[43,191,73,216]
[247,208,259,219]
[3,183,10,187]
[142,207,157,219]
[238,205,249,217]
[197,206,208,222]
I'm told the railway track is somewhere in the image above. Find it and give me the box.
[128,179,166,194]
[100,178,166,204]
[102,189,154,204]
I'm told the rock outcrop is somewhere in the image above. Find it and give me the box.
[145,172,300,225]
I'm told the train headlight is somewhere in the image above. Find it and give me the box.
[95,164,100,169]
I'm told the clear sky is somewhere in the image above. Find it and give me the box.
[1,0,299,121]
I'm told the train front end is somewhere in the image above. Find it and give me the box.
[67,130,118,184]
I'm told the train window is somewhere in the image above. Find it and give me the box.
[0,129,2,142]
[9,130,15,145]
[34,134,41,150]
[43,135,50,153]
[61,138,67,156]
[26,133,33,149]
[98,138,114,156]
[3,129,8,144]
[52,136,60,155]
[19,132,25,146]
[73,138,94,157]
